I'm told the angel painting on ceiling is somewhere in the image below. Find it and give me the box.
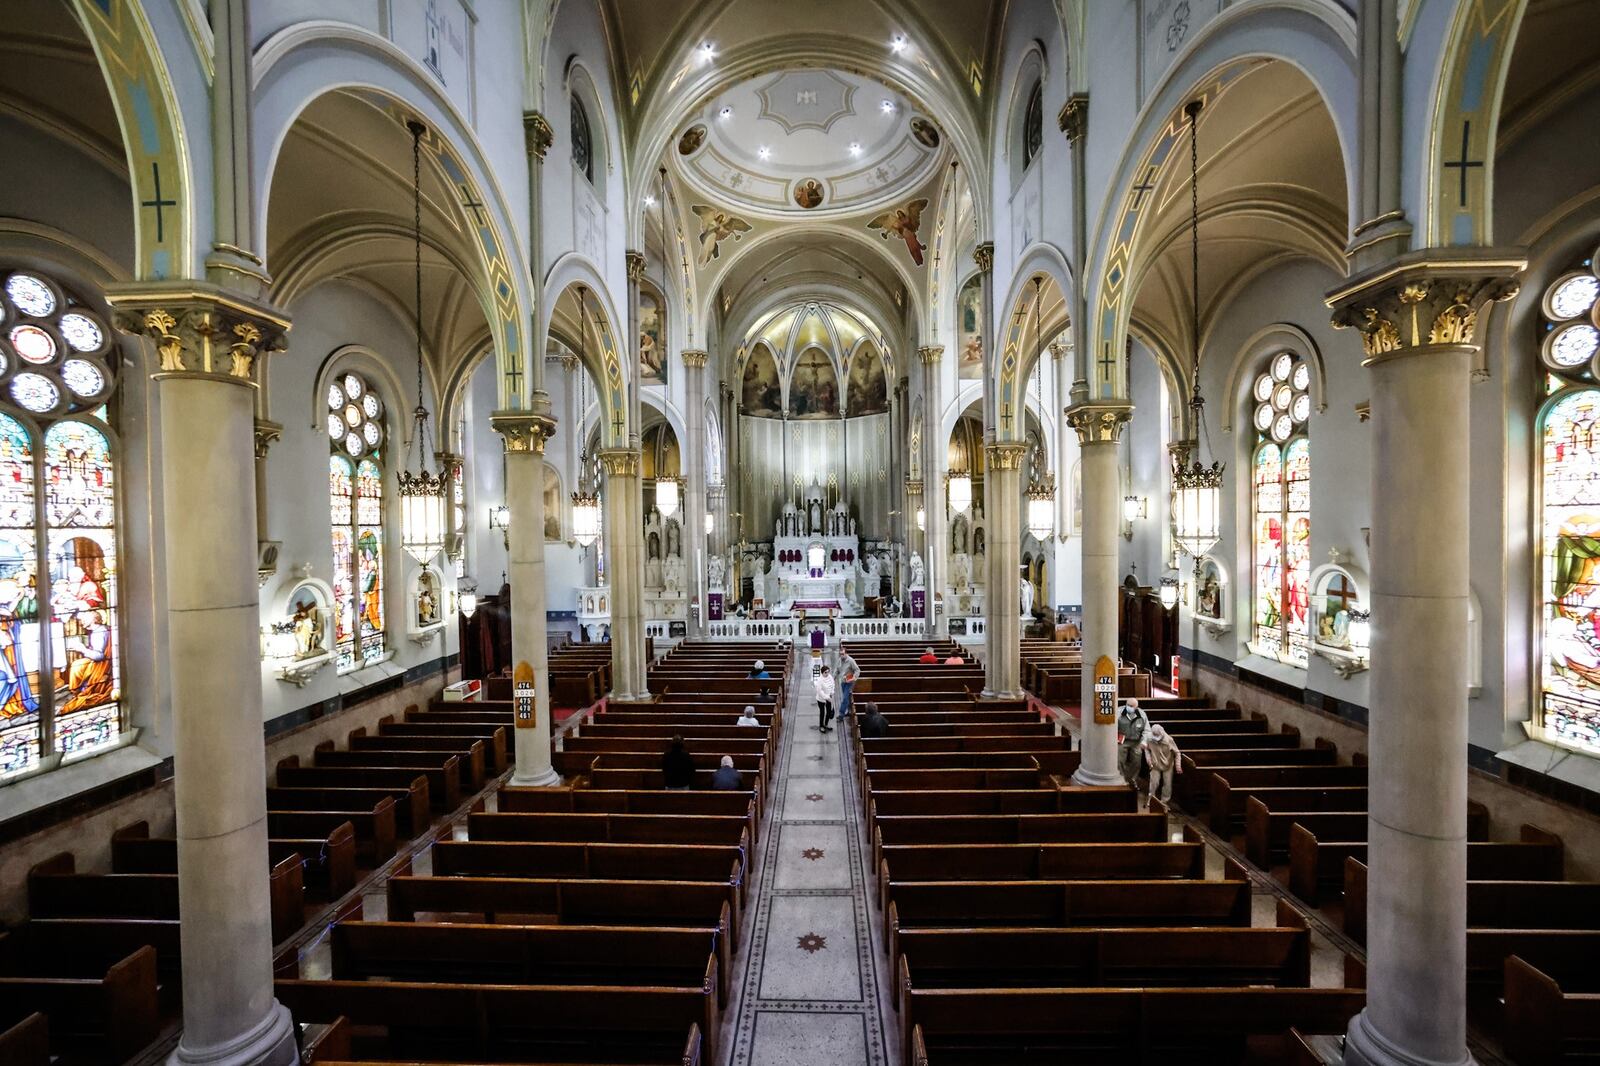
[691,205,753,265]
[868,198,929,266]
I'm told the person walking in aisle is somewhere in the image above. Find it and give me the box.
[815,665,836,733]
[1116,698,1150,788]
[837,647,861,719]
[1140,723,1182,806]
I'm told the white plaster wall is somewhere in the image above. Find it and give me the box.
[1121,339,1172,585]
[463,350,509,591]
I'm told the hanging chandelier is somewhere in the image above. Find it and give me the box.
[1023,277,1055,542]
[570,287,603,549]
[947,469,972,516]
[1171,99,1224,564]
[397,119,448,567]
[655,474,681,519]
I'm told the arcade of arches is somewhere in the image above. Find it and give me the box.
[0,2,1598,1065]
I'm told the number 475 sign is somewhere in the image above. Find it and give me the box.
[1093,654,1117,726]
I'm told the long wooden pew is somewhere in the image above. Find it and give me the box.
[465,810,751,848]
[1344,859,1600,944]
[112,819,359,901]
[867,787,1136,818]
[1290,822,1562,904]
[267,781,428,839]
[1208,765,1369,834]
[430,841,746,910]
[0,1013,48,1066]
[1503,954,1600,1063]
[0,945,159,1063]
[276,755,458,813]
[495,787,759,846]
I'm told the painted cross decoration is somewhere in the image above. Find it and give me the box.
[141,162,177,244]
[1443,120,1483,207]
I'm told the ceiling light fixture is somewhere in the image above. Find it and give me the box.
[397,119,447,569]
[719,106,732,119]
[643,194,656,208]
[881,100,895,113]
[758,145,771,160]
[848,142,862,155]
[890,33,907,53]
[698,41,716,63]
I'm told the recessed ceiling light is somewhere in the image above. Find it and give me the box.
[881,100,896,113]
[719,106,733,119]
[890,34,907,53]
[643,195,657,207]
[699,41,716,63]
[758,145,771,160]
[848,142,862,156]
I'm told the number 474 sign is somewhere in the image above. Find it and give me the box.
[513,660,537,730]
[1093,654,1117,726]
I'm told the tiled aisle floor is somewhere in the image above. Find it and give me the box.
[723,647,896,1066]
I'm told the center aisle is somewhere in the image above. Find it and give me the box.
[723,644,897,1066]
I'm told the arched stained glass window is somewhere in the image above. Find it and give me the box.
[328,373,386,670]
[1539,250,1600,753]
[0,269,121,780]
[571,97,594,184]
[1251,352,1311,666]
[1022,81,1044,170]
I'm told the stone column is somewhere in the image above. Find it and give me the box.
[204,0,270,294]
[601,447,648,699]
[905,478,925,593]
[1067,401,1132,786]
[918,345,945,638]
[983,442,1028,698]
[110,289,296,1066]
[1050,342,1073,549]
[491,412,560,785]
[1330,254,1521,1066]
[681,349,709,636]
[1347,0,1411,272]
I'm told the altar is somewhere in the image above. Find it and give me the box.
[753,483,886,616]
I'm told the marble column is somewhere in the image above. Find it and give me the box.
[682,349,709,636]
[1331,254,1521,1066]
[1050,343,1073,550]
[110,289,296,1066]
[905,478,925,596]
[601,447,648,699]
[492,412,560,785]
[918,345,945,638]
[1067,401,1132,786]
[983,442,1028,698]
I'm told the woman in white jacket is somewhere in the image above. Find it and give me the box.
[815,666,836,733]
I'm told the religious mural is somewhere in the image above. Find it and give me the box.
[794,179,825,210]
[789,349,840,418]
[677,124,706,155]
[741,346,783,417]
[846,348,889,417]
[639,289,666,386]
[910,117,941,149]
[691,205,753,265]
[867,197,929,266]
[958,275,984,379]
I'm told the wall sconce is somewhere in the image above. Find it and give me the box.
[489,503,511,549]
[704,512,715,537]
[1159,576,1180,610]
[459,578,480,620]
[915,506,925,532]
[1122,495,1146,541]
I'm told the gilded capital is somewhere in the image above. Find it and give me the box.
[435,451,464,477]
[973,242,995,274]
[625,250,647,283]
[491,410,557,454]
[1048,341,1071,361]
[1065,401,1133,445]
[107,282,290,385]
[523,110,554,160]
[598,446,641,477]
[905,478,924,496]
[1325,250,1525,363]
[253,418,283,459]
[918,345,945,366]
[681,349,709,369]
[985,442,1029,471]
[1058,93,1088,143]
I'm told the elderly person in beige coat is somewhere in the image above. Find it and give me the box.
[1140,723,1183,805]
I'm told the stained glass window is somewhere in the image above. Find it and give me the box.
[451,461,466,580]
[1251,353,1311,666]
[329,373,386,670]
[0,269,121,779]
[571,97,594,183]
[1022,81,1044,169]
[1539,253,1600,753]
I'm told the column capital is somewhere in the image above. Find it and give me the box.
[1065,400,1133,445]
[1325,249,1525,364]
[681,349,709,368]
[1049,340,1071,361]
[598,446,641,477]
[720,381,734,401]
[107,281,290,386]
[491,410,557,454]
[973,242,995,274]
[918,344,945,365]
[905,478,924,496]
[985,442,1029,471]
[1057,93,1089,143]
[523,110,554,160]
[625,250,647,282]
[253,418,282,459]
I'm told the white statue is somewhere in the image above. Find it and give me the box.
[973,540,987,585]
[951,551,972,593]
[708,555,726,592]
[809,500,821,533]
[1020,577,1034,619]
[645,556,663,588]
[752,558,768,602]
[910,552,926,589]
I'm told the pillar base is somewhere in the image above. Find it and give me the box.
[171,1000,297,1066]
[1344,1011,1475,1066]
[1071,766,1126,788]
[511,766,562,787]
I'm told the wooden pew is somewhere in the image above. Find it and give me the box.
[1208,766,1369,834]
[276,980,716,1066]
[350,727,504,777]
[466,810,750,848]
[431,840,746,911]
[866,787,1136,817]
[313,745,477,797]
[878,841,1204,907]
[1503,955,1600,1064]
[276,756,457,813]
[269,801,396,867]
[0,1013,48,1066]
[0,946,158,1063]
[266,775,430,837]
[1244,801,1368,867]
[1344,859,1600,944]
[1290,822,1563,905]
[496,786,759,846]
[112,819,359,901]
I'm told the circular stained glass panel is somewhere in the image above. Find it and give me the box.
[1253,374,1274,402]
[0,351,8,376]
[1254,404,1274,432]
[344,404,362,427]
[11,372,58,413]
[1291,393,1311,422]
[344,432,363,456]
[327,383,344,409]
[327,413,345,438]
[343,373,363,399]
[1292,364,1310,391]
[362,393,380,418]
[1274,383,1293,411]
[60,359,105,398]
[1547,274,1600,321]
[1272,353,1294,382]
[363,422,381,446]
[58,313,103,354]
[1272,414,1294,443]
[11,325,55,364]
[6,275,55,318]
[1549,323,1600,369]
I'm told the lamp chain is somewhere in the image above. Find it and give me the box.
[408,119,434,472]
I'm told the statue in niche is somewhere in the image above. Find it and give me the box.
[752,558,768,603]
[974,528,985,556]
[645,556,663,588]
[909,552,926,589]
[663,555,685,593]
[951,517,968,555]
[973,535,987,585]
[666,520,681,559]
[289,588,325,659]
[1020,577,1034,619]
[709,555,726,592]
[951,552,972,594]
[648,531,661,560]
[849,517,857,536]
[810,499,822,533]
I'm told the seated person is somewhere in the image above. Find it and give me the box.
[859,703,890,738]
[747,658,770,679]
[736,706,761,727]
[710,755,743,790]
[919,646,940,664]
[944,651,965,665]
[661,734,696,790]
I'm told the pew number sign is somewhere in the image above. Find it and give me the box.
[513,660,537,730]
[1093,655,1117,726]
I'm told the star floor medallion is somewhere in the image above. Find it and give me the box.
[805,793,824,802]
[801,847,825,861]
[796,932,827,954]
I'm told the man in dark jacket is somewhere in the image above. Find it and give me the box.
[859,703,890,738]
[661,734,696,790]
[710,755,743,790]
